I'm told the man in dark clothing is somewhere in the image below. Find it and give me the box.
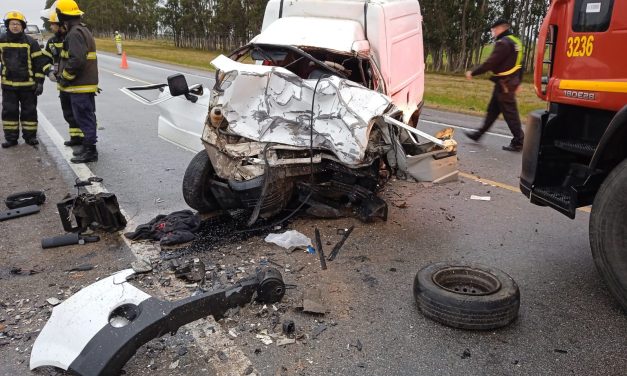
[0,11,47,148]
[42,11,84,147]
[465,19,525,152]
[56,0,99,163]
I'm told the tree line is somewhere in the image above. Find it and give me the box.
[45,0,550,73]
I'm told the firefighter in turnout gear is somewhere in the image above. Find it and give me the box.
[56,0,100,163]
[0,11,47,148]
[43,11,84,147]
[464,18,525,152]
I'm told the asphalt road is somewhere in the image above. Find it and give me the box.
[11,53,627,375]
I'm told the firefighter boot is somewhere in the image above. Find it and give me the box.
[64,137,83,146]
[73,145,84,156]
[25,138,39,146]
[71,145,98,163]
[2,140,18,148]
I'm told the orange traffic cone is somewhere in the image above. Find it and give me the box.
[120,52,128,69]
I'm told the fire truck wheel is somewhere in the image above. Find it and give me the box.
[413,262,520,330]
[182,151,220,213]
[590,159,627,312]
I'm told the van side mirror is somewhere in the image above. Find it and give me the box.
[167,74,190,97]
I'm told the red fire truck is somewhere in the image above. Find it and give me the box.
[521,0,626,311]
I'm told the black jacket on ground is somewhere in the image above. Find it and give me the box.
[0,31,46,90]
[124,210,201,246]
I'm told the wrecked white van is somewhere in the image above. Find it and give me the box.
[125,0,457,223]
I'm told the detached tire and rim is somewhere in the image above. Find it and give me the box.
[414,262,520,330]
[182,150,220,213]
[590,159,627,312]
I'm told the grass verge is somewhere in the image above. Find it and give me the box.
[98,38,546,119]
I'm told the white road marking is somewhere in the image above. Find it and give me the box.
[113,73,138,82]
[421,119,511,139]
[37,109,256,372]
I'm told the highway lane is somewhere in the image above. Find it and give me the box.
[32,54,626,375]
[37,53,215,224]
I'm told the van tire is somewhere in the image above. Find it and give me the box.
[590,159,627,312]
[413,262,520,330]
[182,151,220,213]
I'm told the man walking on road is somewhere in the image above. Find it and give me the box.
[42,11,84,147]
[56,0,100,163]
[464,18,525,152]
[114,31,123,55]
[0,11,47,148]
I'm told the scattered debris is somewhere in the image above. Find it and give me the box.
[302,290,326,315]
[282,320,295,335]
[217,350,229,361]
[265,230,312,251]
[65,264,94,272]
[311,324,327,339]
[314,228,327,270]
[46,298,61,306]
[4,190,46,209]
[0,204,40,222]
[30,268,286,375]
[168,359,179,369]
[554,349,568,354]
[470,195,491,201]
[171,258,205,283]
[131,259,152,274]
[177,346,188,357]
[355,339,363,351]
[276,337,296,346]
[9,267,40,276]
[41,233,101,249]
[256,332,273,345]
[57,191,126,233]
[328,225,354,261]
[461,349,471,359]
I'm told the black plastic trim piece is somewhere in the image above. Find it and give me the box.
[68,268,285,376]
[0,204,40,222]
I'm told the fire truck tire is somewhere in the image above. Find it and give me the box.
[182,151,220,213]
[590,158,627,312]
[413,262,520,330]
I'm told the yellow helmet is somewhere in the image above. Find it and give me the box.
[49,12,59,24]
[56,0,84,16]
[4,11,27,27]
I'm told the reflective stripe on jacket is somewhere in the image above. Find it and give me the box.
[43,33,65,75]
[495,35,523,77]
[0,32,46,89]
[58,20,99,94]
[471,30,524,79]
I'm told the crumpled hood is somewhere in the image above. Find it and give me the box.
[210,55,392,166]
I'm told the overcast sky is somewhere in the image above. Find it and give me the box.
[2,0,48,28]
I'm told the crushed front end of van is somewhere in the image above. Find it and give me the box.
[182,50,457,224]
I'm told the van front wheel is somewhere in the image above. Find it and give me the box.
[182,151,220,213]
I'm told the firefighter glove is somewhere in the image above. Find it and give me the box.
[34,82,44,96]
[48,71,57,82]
